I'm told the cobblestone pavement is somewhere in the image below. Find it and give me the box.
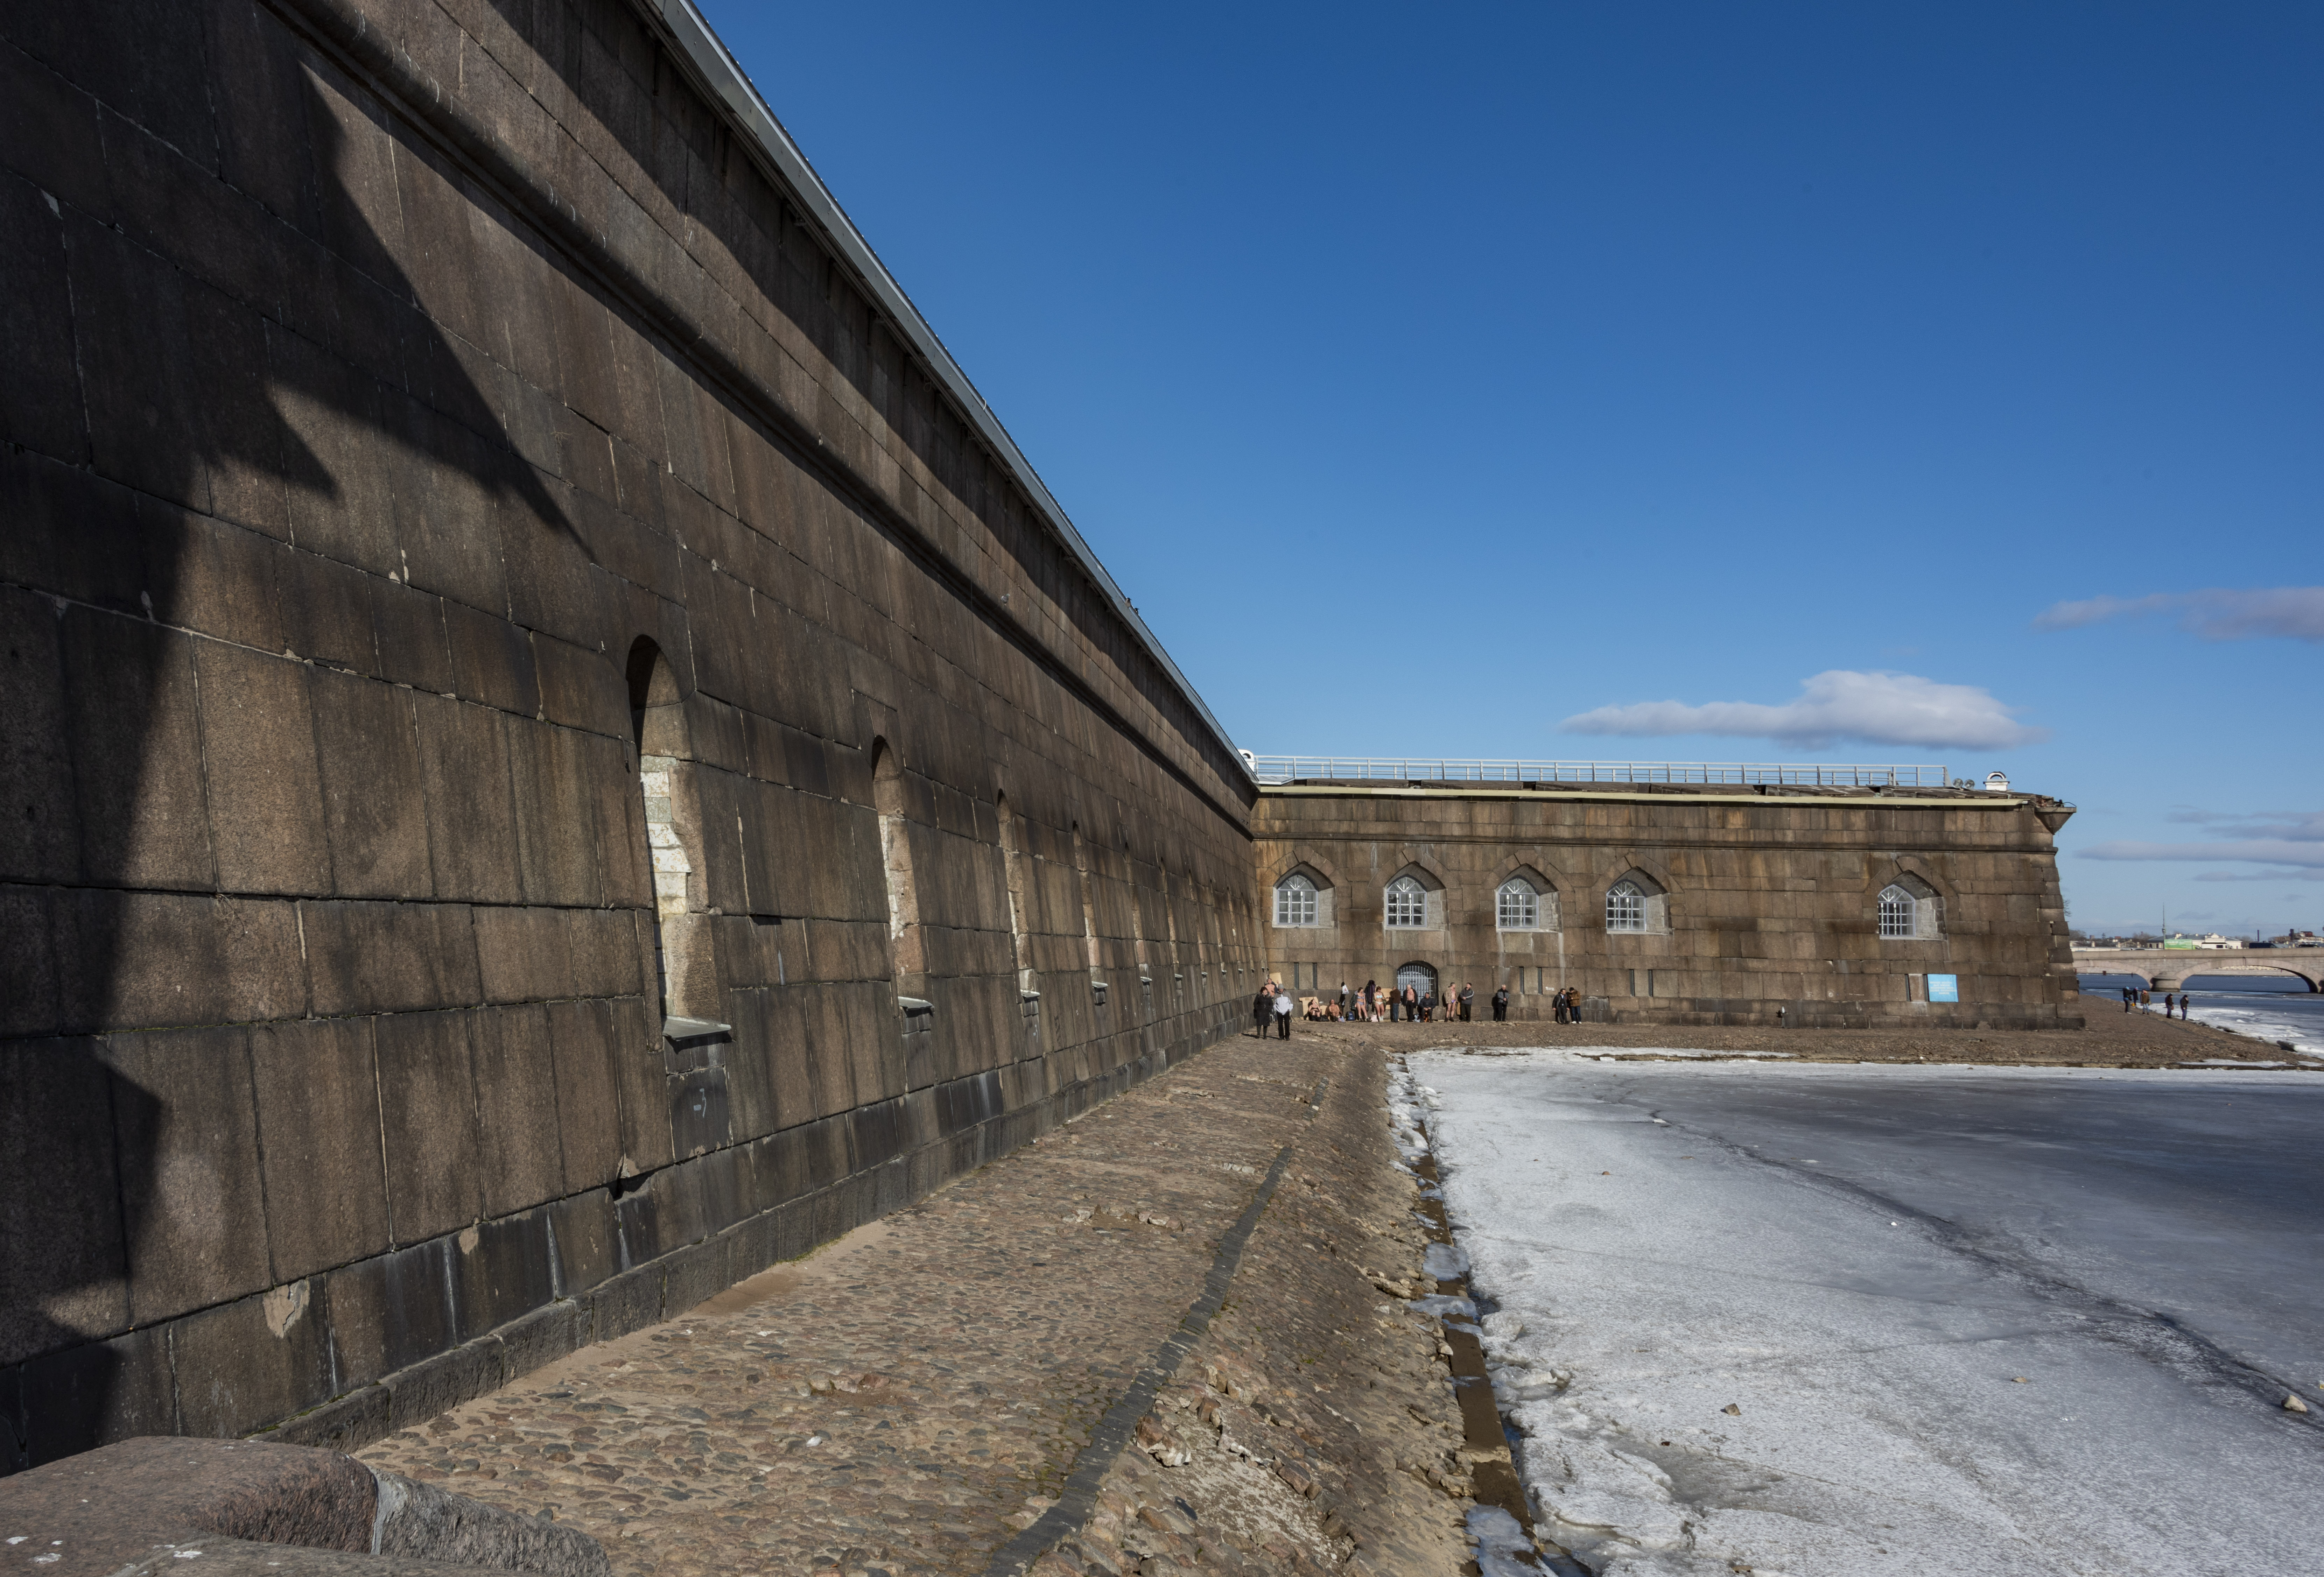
[359,1029,1483,1577]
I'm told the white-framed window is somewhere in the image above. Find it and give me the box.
[1275,874,1318,927]
[1606,879,1647,933]
[1497,878,1539,930]
[1878,884,1916,939]
[1385,876,1428,928]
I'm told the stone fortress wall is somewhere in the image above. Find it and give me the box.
[0,0,1264,1470]
[1254,781,2083,1029]
[0,0,2087,1477]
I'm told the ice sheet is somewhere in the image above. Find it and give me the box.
[1406,1050,2324,1577]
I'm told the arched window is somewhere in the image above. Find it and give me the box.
[1606,879,1647,933]
[1385,875,1428,929]
[1275,873,1318,927]
[1878,874,1940,939]
[1497,878,1539,930]
[1879,884,1916,939]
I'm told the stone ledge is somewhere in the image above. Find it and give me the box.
[0,1437,607,1577]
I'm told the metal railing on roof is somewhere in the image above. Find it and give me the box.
[1241,756,1951,789]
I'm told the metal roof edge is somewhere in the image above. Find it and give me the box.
[644,0,1249,780]
[1256,786,2033,808]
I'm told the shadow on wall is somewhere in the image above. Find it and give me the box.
[1,13,573,1467]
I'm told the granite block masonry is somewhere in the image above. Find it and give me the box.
[0,0,2078,1475]
[0,0,1260,1469]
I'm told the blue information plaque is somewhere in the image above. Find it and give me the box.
[1927,973,1959,1003]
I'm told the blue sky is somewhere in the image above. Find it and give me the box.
[697,1,2321,937]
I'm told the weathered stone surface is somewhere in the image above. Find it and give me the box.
[374,1469,612,1577]
[97,1025,273,1325]
[1255,782,2080,1030]
[373,1011,485,1245]
[0,0,2061,1473]
[0,1037,128,1367]
[248,1017,391,1282]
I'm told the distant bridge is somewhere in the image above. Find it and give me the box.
[2072,949,2324,992]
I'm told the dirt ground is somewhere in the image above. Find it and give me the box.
[1263,1002,2314,1069]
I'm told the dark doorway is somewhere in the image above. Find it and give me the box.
[1396,962,1437,998]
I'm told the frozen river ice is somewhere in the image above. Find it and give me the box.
[1407,1049,2324,1576]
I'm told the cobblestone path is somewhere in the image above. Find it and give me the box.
[359,1030,1480,1577]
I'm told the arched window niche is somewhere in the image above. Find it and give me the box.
[627,637,724,1040]
[1879,873,1943,940]
[1273,866,1333,928]
[872,740,927,998]
[1603,870,1670,935]
[1496,869,1558,932]
[995,792,1034,992]
[1383,868,1444,931]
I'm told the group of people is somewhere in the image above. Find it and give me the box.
[1250,977,1594,1031]
[2122,985,2195,1019]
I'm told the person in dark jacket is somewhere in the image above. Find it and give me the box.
[1459,983,1475,1022]
[1252,985,1273,1037]
[1491,985,1509,1021]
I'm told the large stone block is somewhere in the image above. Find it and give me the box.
[16,1322,176,1466]
[0,585,84,885]
[545,1187,618,1298]
[508,720,603,907]
[194,642,331,895]
[55,889,306,1032]
[319,1238,448,1391]
[273,547,381,677]
[606,995,675,1175]
[470,1004,566,1215]
[545,998,623,1191]
[567,908,644,999]
[0,1037,129,1367]
[90,1026,270,1326]
[385,397,515,611]
[170,1281,333,1439]
[247,1017,390,1283]
[310,667,433,898]
[300,899,480,1017]
[267,326,400,575]
[412,694,523,904]
[450,1210,556,1344]
[57,607,215,888]
[443,597,540,718]
[473,905,575,1004]
[373,1010,484,1244]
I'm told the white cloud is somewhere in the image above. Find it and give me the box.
[2081,840,2324,869]
[1558,670,2045,752]
[2080,809,2324,870]
[2034,586,2324,641]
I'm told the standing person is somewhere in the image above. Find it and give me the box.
[1552,988,1566,1025]
[1459,982,1475,1022]
[2122,985,2134,1013]
[1338,980,1350,1018]
[2178,992,2191,1018]
[1252,983,1273,1037]
[2139,988,2151,1011]
[1492,984,1509,1021]
[1363,979,1377,1021]
[1273,985,1293,1040]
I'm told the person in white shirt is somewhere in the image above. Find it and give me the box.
[1272,988,1293,1039]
